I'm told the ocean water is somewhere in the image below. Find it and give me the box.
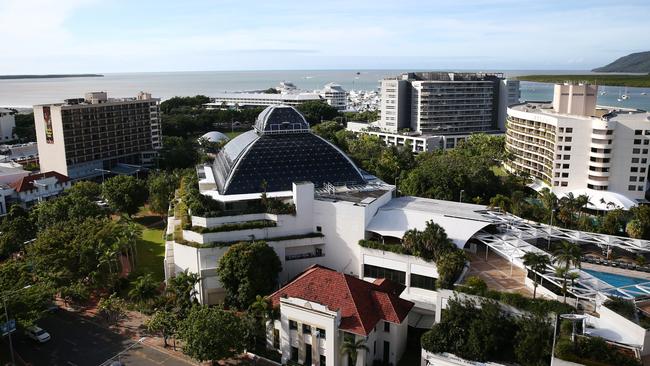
[1,69,650,110]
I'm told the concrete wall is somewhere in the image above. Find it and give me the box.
[34,105,69,176]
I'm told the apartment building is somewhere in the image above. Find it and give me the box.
[347,73,518,152]
[319,83,348,111]
[0,108,16,142]
[33,91,162,180]
[506,83,650,210]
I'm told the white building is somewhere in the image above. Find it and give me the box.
[0,108,16,142]
[33,92,161,180]
[319,83,347,111]
[506,83,650,210]
[267,265,413,366]
[9,171,71,207]
[205,92,323,109]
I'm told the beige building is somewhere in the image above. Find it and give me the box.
[33,92,161,180]
[506,83,650,210]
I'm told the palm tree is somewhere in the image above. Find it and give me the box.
[522,252,551,299]
[553,241,582,271]
[129,273,159,309]
[539,188,557,223]
[555,266,569,303]
[340,337,369,366]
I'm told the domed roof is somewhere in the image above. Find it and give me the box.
[199,131,230,143]
[212,106,366,195]
[254,105,310,134]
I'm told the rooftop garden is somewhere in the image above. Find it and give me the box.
[174,232,324,249]
[188,220,276,234]
[360,220,467,289]
[178,173,295,218]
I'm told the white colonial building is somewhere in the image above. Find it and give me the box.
[319,83,347,111]
[268,265,413,366]
[506,83,650,210]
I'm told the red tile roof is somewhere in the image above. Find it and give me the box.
[10,171,69,192]
[269,265,414,336]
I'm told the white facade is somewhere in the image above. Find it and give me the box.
[506,83,650,209]
[347,121,502,153]
[205,92,323,109]
[271,297,409,366]
[319,83,348,111]
[0,109,16,142]
[377,72,517,135]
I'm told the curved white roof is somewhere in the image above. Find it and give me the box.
[561,189,638,211]
[199,131,230,143]
[366,197,494,249]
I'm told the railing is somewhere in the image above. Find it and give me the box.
[285,252,325,261]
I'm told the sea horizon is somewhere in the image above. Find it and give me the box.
[2,69,650,110]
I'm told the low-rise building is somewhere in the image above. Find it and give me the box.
[0,142,39,166]
[319,83,347,111]
[267,265,414,366]
[9,171,71,207]
[205,92,323,109]
[506,83,650,210]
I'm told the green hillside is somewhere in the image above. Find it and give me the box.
[593,51,650,73]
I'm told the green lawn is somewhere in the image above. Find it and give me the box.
[516,74,650,87]
[135,226,166,282]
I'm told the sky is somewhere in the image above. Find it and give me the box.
[1,0,649,74]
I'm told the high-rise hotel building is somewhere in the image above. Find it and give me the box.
[34,92,162,180]
[506,83,650,209]
[348,72,519,152]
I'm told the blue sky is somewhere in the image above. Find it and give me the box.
[1,0,649,73]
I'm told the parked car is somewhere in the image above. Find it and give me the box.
[25,326,51,343]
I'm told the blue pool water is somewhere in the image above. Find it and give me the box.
[583,269,649,288]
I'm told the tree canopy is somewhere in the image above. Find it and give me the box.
[216,241,282,309]
[102,175,148,216]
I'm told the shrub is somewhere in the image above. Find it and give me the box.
[190,220,277,233]
[358,239,409,255]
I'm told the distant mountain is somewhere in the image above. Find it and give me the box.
[593,51,650,73]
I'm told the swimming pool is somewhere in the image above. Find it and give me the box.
[583,269,650,288]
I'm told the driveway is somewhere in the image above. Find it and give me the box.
[11,310,195,366]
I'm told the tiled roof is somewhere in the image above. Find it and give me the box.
[269,265,414,336]
[10,171,69,192]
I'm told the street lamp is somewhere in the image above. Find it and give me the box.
[550,313,587,366]
[459,189,465,203]
[2,285,32,366]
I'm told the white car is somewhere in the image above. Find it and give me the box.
[25,326,51,343]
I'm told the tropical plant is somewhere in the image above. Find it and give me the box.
[522,252,552,299]
[102,175,148,216]
[553,241,582,271]
[146,310,178,349]
[165,270,200,316]
[554,267,569,303]
[97,293,127,325]
[340,337,369,366]
[129,273,159,309]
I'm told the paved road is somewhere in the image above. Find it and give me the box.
[11,310,195,366]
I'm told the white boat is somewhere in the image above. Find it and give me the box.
[642,92,647,96]
[621,87,630,100]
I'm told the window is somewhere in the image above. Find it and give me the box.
[374,341,377,355]
[289,320,297,330]
[363,264,406,285]
[554,181,559,186]
[632,158,640,163]
[565,136,572,142]
[559,127,564,133]
[631,176,638,182]
[633,148,641,154]
[273,329,280,349]
[316,328,326,339]
[410,273,437,290]
[640,177,646,182]
[303,324,312,334]
[643,158,648,164]
[316,226,322,232]
[639,186,645,191]
[563,155,570,160]
[291,347,299,362]
[562,173,569,178]
[384,322,390,332]
[629,185,637,191]
[555,173,560,178]
[635,130,643,135]
[563,164,570,169]
[642,168,647,173]
[565,128,573,133]
[320,355,326,365]
[644,149,649,154]
[645,140,649,145]
[632,167,639,172]
[564,146,571,151]
[634,139,642,145]
[561,182,568,187]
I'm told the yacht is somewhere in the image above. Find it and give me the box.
[621,87,630,100]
